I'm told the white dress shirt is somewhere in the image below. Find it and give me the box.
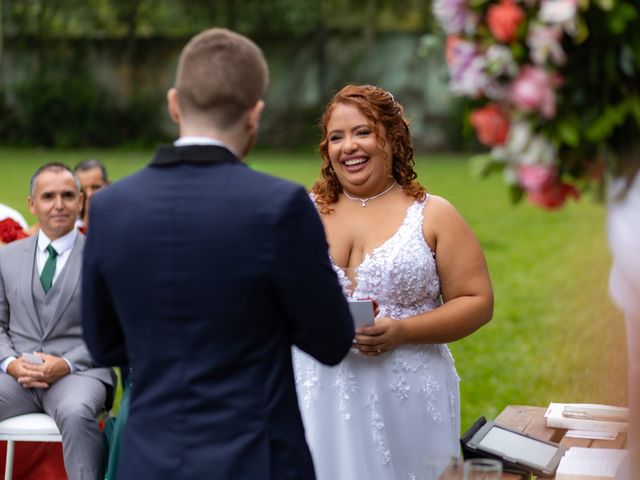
[174,136,236,156]
[35,228,78,283]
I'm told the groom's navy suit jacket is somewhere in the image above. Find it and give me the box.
[82,145,354,480]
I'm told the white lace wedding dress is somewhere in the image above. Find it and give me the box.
[293,199,460,480]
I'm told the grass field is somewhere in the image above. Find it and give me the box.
[0,147,628,433]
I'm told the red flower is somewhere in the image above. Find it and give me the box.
[470,103,510,146]
[0,218,28,244]
[486,0,525,43]
[527,182,580,210]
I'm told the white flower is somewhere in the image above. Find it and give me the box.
[527,23,567,65]
[491,121,556,167]
[521,135,556,166]
[485,45,519,77]
[539,0,578,23]
[507,121,533,155]
[539,0,579,35]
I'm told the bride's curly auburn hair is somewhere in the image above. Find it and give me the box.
[311,85,426,214]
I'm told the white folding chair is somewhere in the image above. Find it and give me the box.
[0,413,62,480]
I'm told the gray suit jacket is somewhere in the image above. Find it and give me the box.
[0,233,113,387]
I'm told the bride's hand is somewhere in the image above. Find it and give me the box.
[354,317,407,356]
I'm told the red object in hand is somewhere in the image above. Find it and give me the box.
[0,218,28,243]
[371,299,380,317]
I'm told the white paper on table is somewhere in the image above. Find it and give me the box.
[565,429,618,440]
[556,447,627,479]
[545,403,628,433]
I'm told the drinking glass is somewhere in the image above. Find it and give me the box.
[425,455,462,479]
[463,458,502,480]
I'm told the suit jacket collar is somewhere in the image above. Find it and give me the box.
[44,233,84,337]
[151,144,244,167]
[19,235,42,337]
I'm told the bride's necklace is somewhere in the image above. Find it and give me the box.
[343,181,397,207]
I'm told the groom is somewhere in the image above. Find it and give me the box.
[82,28,354,479]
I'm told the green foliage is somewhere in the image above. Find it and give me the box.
[553,1,640,171]
[584,96,640,144]
[3,75,166,148]
[469,153,503,178]
[2,0,434,39]
[0,148,626,434]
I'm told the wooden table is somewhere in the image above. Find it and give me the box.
[439,405,627,479]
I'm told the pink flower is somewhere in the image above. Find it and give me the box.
[445,35,463,66]
[470,104,510,146]
[486,0,525,43]
[527,182,580,209]
[517,164,556,191]
[433,0,480,35]
[448,40,488,97]
[510,65,559,118]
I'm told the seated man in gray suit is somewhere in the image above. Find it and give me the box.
[0,163,115,480]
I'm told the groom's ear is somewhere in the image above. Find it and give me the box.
[167,88,181,124]
[245,100,265,132]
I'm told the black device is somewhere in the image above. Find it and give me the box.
[461,416,567,478]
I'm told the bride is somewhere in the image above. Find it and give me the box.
[293,84,494,479]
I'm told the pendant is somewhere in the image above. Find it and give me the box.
[361,200,367,207]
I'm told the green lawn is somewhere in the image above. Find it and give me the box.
[0,147,627,433]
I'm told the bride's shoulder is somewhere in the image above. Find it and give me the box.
[422,194,470,233]
[422,194,457,216]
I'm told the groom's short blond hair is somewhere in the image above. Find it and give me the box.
[175,28,268,128]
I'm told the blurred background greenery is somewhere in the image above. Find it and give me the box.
[0,0,469,150]
[0,0,628,433]
[1,148,627,432]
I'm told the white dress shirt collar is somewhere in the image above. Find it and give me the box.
[174,136,225,147]
[37,228,77,256]
[173,136,238,157]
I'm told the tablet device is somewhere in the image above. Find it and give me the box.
[461,417,566,477]
[348,299,375,328]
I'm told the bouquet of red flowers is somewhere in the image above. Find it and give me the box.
[0,218,29,244]
[434,0,640,209]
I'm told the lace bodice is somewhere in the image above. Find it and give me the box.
[294,195,459,480]
[334,198,441,320]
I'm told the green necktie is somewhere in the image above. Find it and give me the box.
[40,244,58,294]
